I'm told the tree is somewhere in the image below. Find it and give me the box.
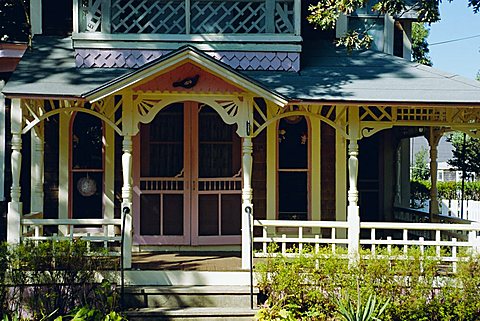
[411,146,430,181]
[412,22,432,66]
[447,132,480,178]
[307,0,480,51]
[0,0,29,43]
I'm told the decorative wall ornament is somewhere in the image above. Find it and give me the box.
[77,176,97,197]
[173,75,200,89]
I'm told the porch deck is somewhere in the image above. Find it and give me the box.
[132,252,244,271]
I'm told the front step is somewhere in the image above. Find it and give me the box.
[125,307,256,321]
[120,271,258,320]
[124,285,258,309]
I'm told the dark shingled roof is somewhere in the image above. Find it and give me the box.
[3,36,480,105]
[2,37,128,97]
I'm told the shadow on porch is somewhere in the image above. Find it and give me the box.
[131,252,243,271]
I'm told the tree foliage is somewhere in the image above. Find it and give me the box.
[411,146,430,180]
[308,0,480,51]
[412,22,432,65]
[447,132,480,178]
[0,0,29,43]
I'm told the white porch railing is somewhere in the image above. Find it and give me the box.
[253,219,480,271]
[253,220,350,257]
[20,218,125,258]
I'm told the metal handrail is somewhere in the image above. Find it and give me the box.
[120,206,130,308]
[246,205,254,310]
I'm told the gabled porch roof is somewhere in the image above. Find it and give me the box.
[2,36,288,106]
[2,36,480,106]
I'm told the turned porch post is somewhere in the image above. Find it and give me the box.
[427,128,442,219]
[241,136,254,270]
[7,99,23,244]
[347,139,360,259]
[31,123,44,214]
[0,82,6,202]
[347,107,360,260]
[121,135,133,269]
[394,144,402,206]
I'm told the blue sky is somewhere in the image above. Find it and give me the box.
[428,0,480,80]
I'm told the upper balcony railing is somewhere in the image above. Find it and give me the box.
[74,0,301,36]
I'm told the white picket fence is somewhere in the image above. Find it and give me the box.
[253,219,480,271]
[440,199,480,221]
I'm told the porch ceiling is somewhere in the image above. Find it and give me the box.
[3,37,480,106]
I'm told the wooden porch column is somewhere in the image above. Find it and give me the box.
[427,128,442,218]
[7,99,23,244]
[121,135,133,269]
[394,144,402,206]
[0,81,6,202]
[241,136,253,270]
[58,111,71,236]
[31,123,44,214]
[347,107,360,260]
[347,139,360,259]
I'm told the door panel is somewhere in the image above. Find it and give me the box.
[137,103,189,244]
[198,194,219,236]
[192,105,242,245]
[140,194,161,235]
[136,102,241,246]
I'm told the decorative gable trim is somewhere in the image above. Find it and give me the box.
[82,46,288,107]
[74,49,300,72]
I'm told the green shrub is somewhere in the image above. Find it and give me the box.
[255,247,480,321]
[410,180,430,208]
[0,240,120,320]
[410,180,480,206]
[437,181,458,201]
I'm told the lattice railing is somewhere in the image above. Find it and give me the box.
[274,0,294,33]
[191,0,266,34]
[78,0,298,35]
[111,0,186,34]
[80,0,103,32]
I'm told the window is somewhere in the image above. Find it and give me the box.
[277,116,310,220]
[70,113,104,219]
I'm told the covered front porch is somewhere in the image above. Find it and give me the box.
[4,41,480,271]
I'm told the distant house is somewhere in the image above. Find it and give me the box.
[1,0,480,270]
[411,136,477,182]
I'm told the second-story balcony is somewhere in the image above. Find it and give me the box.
[73,0,301,48]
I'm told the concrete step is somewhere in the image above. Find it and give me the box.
[124,285,258,309]
[118,270,254,286]
[125,307,257,321]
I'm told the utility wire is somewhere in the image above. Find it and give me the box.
[430,34,480,46]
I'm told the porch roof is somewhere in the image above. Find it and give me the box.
[243,43,480,105]
[3,36,480,105]
[1,37,128,98]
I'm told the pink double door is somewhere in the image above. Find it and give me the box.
[134,102,242,246]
